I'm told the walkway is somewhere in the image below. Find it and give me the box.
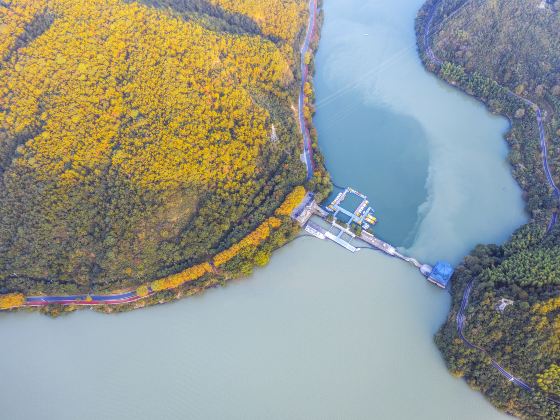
[359,231,425,270]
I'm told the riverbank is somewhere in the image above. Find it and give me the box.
[0,0,327,316]
[2,188,307,316]
[0,0,528,417]
[416,0,560,417]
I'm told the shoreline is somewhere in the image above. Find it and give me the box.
[416,0,560,416]
[0,0,327,317]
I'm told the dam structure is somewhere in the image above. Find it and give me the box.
[293,188,453,289]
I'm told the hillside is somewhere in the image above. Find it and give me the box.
[0,0,310,297]
[417,0,560,418]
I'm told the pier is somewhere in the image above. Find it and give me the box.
[305,221,358,252]
[359,231,425,269]
[294,188,454,288]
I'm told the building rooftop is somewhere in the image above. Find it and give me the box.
[428,262,454,288]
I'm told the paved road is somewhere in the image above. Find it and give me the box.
[25,289,151,307]
[299,0,318,180]
[506,93,560,232]
[425,0,560,402]
[456,280,533,390]
[457,279,560,404]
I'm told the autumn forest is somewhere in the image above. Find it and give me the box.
[0,0,311,297]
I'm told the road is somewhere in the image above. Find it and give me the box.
[24,290,151,307]
[457,279,560,404]
[506,92,559,231]
[425,0,560,402]
[299,0,318,180]
[456,280,533,391]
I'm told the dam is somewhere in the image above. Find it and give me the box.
[294,188,453,289]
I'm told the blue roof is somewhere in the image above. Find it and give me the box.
[429,261,454,288]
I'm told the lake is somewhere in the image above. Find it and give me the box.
[0,0,527,418]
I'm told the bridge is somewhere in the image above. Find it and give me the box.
[359,231,430,272]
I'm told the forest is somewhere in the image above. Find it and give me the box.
[417,0,560,418]
[0,0,312,296]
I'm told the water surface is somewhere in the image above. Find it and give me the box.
[0,0,527,419]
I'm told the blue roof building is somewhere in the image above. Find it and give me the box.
[428,261,454,288]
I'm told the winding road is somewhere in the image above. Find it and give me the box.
[299,0,318,180]
[456,281,533,391]
[1,0,319,311]
[425,0,560,403]
[457,280,560,404]
[424,0,559,231]
[507,93,560,232]
[24,290,150,307]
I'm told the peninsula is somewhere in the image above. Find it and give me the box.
[0,0,330,314]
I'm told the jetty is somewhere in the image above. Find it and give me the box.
[294,187,453,289]
[305,221,359,252]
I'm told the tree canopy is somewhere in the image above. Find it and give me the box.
[0,0,308,295]
[418,0,560,417]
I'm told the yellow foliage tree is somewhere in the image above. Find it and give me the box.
[537,364,560,395]
[136,285,149,297]
[213,216,283,266]
[533,297,560,314]
[208,0,308,43]
[0,0,305,288]
[0,293,26,309]
[275,186,306,216]
[151,262,212,292]
[121,186,298,293]
[268,216,282,228]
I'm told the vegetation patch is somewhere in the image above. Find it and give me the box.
[417,0,560,417]
[0,0,311,295]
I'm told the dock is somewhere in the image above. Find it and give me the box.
[305,221,358,252]
[294,187,454,289]
[304,221,326,239]
[325,230,358,253]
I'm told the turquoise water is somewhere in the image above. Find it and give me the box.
[0,0,527,419]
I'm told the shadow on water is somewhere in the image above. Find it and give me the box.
[315,90,430,248]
